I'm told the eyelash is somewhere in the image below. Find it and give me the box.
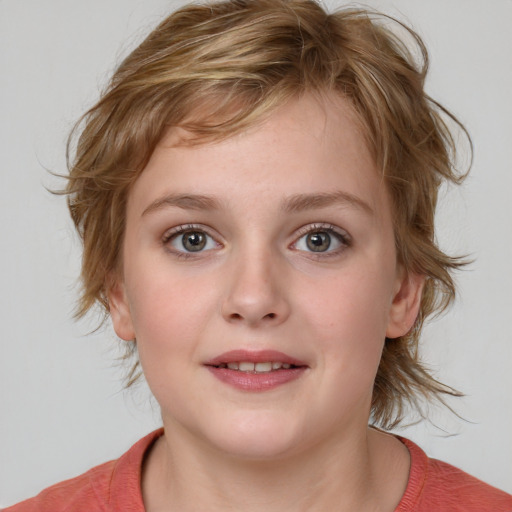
[161,223,352,259]
[291,223,352,259]
[162,224,220,260]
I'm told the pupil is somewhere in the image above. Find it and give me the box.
[307,232,330,252]
[183,231,206,251]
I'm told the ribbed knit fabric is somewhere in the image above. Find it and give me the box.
[2,430,159,512]
[395,437,512,511]
[4,430,512,511]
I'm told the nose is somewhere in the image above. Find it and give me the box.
[221,247,290,327]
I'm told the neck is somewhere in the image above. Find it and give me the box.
[142,424,410,512]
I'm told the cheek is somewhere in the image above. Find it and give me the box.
[292,272,391,424]
[301,268,393,366]
[312,267,392,330]
[125,271,218,361]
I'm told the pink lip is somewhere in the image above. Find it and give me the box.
[204,350,308,392]
[205,349,307,367]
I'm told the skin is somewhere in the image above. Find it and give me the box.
[109,93,424,511]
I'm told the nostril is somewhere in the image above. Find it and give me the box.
[229,312,277,321]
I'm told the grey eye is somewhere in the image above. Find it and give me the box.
[306,231,332,252]
[169,229,217,253]
[293,227,348,255]
[182,231,207,252]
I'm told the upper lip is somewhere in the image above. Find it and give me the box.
[205,350,308,367]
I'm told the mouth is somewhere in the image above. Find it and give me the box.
[212,361,296,373]
[204,350,308,391]
[205,349,307,370]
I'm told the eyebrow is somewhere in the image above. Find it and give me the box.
[282,191,374,215]
[142,190,373,217]
[142,194,222,216]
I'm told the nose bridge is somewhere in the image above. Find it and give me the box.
[222,238,289,326]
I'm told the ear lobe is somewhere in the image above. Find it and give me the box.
[386,271,425,339]
[108,276,136,341]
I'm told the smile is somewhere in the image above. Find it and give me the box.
[205,350,308,391]
[215,361,293,372]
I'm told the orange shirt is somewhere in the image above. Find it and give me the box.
[4,429,512,511]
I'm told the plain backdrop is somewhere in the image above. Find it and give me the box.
[1,0,511,506]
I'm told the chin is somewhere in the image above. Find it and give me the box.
[201,411,306,460]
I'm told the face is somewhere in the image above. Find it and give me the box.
[110,94,422,459]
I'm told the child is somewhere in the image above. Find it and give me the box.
[4,0,512,510]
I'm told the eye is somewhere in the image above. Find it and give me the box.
[164,226,219,254]
[304,231,332,252]
[293,225,350,255]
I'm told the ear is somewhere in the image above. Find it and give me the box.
[107,274,136,341]
[386,269,425,339]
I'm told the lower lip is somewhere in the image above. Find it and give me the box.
[206,366,306,391]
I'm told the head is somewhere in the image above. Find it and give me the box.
[66,0,469,428]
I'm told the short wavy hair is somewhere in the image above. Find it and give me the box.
[66,0,470,428]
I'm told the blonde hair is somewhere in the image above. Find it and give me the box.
[66,0,470,428]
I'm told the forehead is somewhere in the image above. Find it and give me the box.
[128,93,388,220]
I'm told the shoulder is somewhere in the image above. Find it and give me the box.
[3,429,163,512]
[396,437,512,512]
[3,459,116,512]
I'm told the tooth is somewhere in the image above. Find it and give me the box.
[239,362,255,372]
[282,363,291,369]
[227,362,239,370]
[255,362,272,373]
[272,362,282,370]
